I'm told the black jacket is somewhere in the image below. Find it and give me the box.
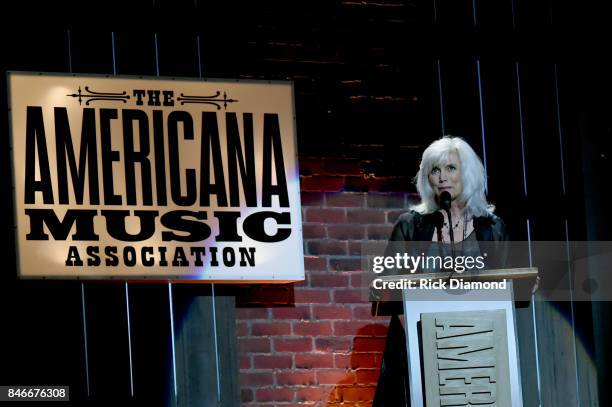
[372,210,509,406]
[393,210,508,239]
[385,210,509,263]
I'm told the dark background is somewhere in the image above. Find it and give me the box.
[1,0,612,405]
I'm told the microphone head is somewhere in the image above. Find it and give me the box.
[439,191,452,210]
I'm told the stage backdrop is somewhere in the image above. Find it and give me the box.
[8,72,304,282]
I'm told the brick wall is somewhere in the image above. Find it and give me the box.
[237,160,417,406]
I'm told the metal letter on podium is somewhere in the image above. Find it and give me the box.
[374,267,538,407]
[421,309,511,406]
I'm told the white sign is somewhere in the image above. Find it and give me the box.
[8,72,304,282]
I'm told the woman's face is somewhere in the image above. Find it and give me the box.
[428,151,463,200]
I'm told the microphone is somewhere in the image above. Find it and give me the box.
[439,191,452,211]
[439,191,454,244]
[439,191,456,281]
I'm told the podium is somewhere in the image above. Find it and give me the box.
[373,267,538,407]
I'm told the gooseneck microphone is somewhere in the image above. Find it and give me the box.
[439,191,453,244]
[439,191,457,280]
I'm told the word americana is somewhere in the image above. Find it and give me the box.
[24,107,288,208]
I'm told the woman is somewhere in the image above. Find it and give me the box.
[372,136,509,406]
[387,135,508,254]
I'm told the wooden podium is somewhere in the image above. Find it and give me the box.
[373,267,538,407]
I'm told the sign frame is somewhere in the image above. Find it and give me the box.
[7,71,305,283]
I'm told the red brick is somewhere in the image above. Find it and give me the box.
[240,355,252,369]
[293,278,310,289]
[304,256,327,271]
[236,308,269,320]
[326,402,355,407]
[276,370,316,386]
[294,289,331,304]
[381,176,417,192]
[300,175,345,192]
[350,273,370,289]
[315,337,352,353]
[323,158,362,176]
[274,338,313,352]
[367,225,394,240]
[300,157,326,175]
[316,370,356,385]
[348,241,362,256]
[295,386,334,402]
[327,225,365,240]
[236,322,250,336]
[333,289,365,304]
[237,285,293,306]
[366,193,406,209]
[346,209,386,224]
[300,191,325,206]
[240,372,275,386]
[241,388,254,402]
[329,257,363,272]
[327,386,344,403]
[359,240,387,256]
[350,354,382,369]
[255,387,295,402]
[333,322,387,336]
[352,337,387,353]
[309,273,350,288]
[238,337,272,353]
[355,369,380,384]
[253,355,293,370]
[252,322,292,336]
[271,306,311,320]
[313,306,352,320]
[278,404,320,407]
[302,224,327,239]
[334,354,351,369]
[352,305,376,320]
[343,175,387,192]
[295,354,335,369]
[307,240,348,256]
[305,208,346,223]
[293,321,333,336]
[339,386,376,402]
[326,193,365,207]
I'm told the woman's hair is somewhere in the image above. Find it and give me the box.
[411,136,495,217]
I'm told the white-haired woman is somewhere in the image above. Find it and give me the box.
[372,136,509,406]
[397,135,508,244]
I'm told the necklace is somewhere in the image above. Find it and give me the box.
[440,212,469,241]
[443,219,461,229]
[443,211,467,229]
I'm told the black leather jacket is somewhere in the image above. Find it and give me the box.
[388,210,509,243]
[385,210,509,269]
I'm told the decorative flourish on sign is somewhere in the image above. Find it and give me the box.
[67,86,130,105]
[177,91,238,109]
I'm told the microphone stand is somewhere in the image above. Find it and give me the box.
[444,208,455,258]
[444,208,457,283]
[438,191,457,283]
